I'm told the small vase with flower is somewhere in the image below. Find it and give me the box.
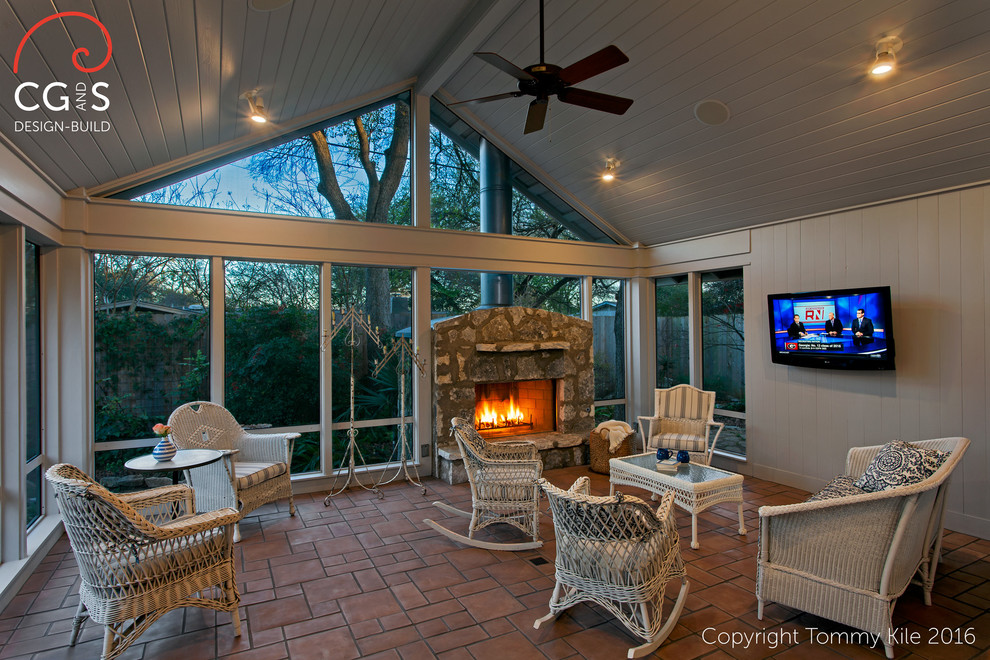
[151,423,178,462]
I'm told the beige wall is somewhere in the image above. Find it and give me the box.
[740,183,989,538]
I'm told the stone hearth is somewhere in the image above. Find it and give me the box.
[432,306,594,484]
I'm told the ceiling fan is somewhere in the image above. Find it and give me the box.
[453,0,634,134]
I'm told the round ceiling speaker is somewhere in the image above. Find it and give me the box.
[694,99,731,126]
[250,0,292,11]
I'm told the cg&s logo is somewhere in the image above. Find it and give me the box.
[13,12,112,124]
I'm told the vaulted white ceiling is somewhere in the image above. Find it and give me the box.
[2,0,989,246]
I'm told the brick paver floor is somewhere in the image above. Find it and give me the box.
[1,466,987,659]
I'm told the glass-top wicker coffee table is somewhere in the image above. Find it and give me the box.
[609,452,746,549]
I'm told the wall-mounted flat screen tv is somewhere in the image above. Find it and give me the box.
[768,286,895,370]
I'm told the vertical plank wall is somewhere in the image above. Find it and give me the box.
[744,184,989,538]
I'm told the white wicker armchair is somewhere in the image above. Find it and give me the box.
[637,384,724,465]
[46,464,241,660]
[757,437,970,659]
[424,417,543,550]
[535,477,690,658]
[168,401,298,542]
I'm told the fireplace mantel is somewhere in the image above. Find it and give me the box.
[475,341,570,352]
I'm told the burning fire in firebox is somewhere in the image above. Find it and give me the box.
[476,396,530,430]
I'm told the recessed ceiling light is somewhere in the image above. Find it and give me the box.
[694,99,730,126]
[250,0,292,11]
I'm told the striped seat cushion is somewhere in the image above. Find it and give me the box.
[234,461,287,489]
[653,432,707,453]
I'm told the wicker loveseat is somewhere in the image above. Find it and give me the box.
[756,437,969,658]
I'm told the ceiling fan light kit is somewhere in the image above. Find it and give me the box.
[871,36,902,76]
[456,0,634,134]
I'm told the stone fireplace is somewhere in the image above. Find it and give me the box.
[433,307,594,484]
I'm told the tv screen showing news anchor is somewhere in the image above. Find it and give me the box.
[770,291,890,358]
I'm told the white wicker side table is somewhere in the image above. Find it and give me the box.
[609,452,746,549]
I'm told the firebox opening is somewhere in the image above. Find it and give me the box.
[474,380,556,439]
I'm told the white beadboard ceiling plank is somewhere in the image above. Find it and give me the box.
[316,0,381,110]
[340,0,408,102]
[131,1,186,163]
[91,0,167,168]
[194,0,222,149]
[293,2,363,116]
[265,0,317,125]
[275,0,336,121]
[253,0,292,123]
[217,0,248,145]
[163,0,203,155]
[231,2,269,142]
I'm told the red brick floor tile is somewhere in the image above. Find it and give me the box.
[467,630,542,660]
[459,587,525,623]
[338,590,402,625]
[285,627,360,660]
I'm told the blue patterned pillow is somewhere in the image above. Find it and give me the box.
[853,441,949,492]
[807,475,865,502]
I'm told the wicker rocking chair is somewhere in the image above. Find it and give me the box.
[535,477,690,658]
[168,401,298,542]
[46,464,241,660]
[424,417,543,551]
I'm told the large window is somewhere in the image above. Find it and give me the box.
[593,278,626,423]
[225,261,321,473]
[93,254,210,485]
[655,276,690,388]
[655,270,747,458]
[702,269,746,457]
[134,95,411,228]
[330,265,413,467]
[25,242,42,528]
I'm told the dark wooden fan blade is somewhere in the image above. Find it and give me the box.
[559,45,629,85]
[558,87,633,115]
[449,92,524,105]
[474,52,536,81]
[524,99,548,134]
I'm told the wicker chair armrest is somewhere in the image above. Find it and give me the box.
[706,421,724,453]
[237,432,298,463]
[759,495,904,591]
[567,476,591,495]
[118,484,192,507]
[119,484,195,523]
[153,506,241,539]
